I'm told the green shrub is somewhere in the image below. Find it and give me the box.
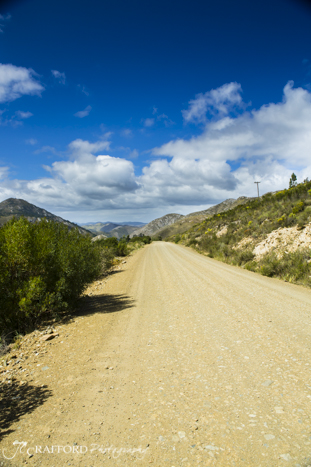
[129,235,151,244]
[236,249,255,265]
[175,234,181,244]
[98,237,118,248]
[101,248,115,271]
[0,217,102,333]
[116,240,129,256]
[292,201,304,214]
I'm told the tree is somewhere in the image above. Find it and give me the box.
[289,173,297,188]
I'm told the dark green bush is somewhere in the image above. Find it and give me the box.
[0,217,102,333]
[98,237,118,248]
[236,249,255,265]
[175,234,181,244]
[129,235,151,244]
[116,240,129,256]
[258,249,311,284]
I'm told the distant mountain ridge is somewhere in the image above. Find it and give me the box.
[130,197,253,239]
[130,213,185,237]
[81,221,146,239]
[0,198,92,236]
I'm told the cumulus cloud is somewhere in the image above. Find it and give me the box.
[1,82,311,219]
[0,137,139,211]
[74,105,92,118]
[51,70,66,84]
[182,82,243,124]
[150,81,311,203]
[0,63,44,103]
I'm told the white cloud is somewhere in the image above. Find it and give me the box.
[1,82,311,220]
[0,138,138,211]
[0,63,44,103]
[15,110,33,119]
[51,70,66,85]
[182,82,243,124]
[74,105,92,118]
[149,81,311,202]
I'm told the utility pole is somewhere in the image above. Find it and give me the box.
[254,181,260,198]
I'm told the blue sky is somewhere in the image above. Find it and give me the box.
[1,0,311,222]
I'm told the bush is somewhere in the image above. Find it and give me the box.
[258,249,311,284]
[98,237,118,248]
[129,235,151,244]
[116,240,129,256]
[175,234,181,243]
[152,235,162,241]
[0,217,102,333]
[236,249,255,266]
[292,201,304,214]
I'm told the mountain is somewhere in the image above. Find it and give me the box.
[154,197,253,239]
[79,221,145,227]
[129,197,253,240]
[81,221,146,238]
[116,222,146,227]
[130,213,185,238]
[0,198,92,236]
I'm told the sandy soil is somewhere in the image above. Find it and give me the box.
[1,242,311,467]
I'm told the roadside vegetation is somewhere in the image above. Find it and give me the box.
[169,176,311,287]
[0,217,152,350]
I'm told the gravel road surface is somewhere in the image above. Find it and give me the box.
[1,242,311,467]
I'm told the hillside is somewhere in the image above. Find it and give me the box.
[0,198,92,236]
[130,213,184,237]
[151,197,252,239]
[169,180,311,287]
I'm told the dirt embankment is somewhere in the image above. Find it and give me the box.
[1,242,311,467]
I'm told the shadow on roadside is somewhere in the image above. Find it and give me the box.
[76,293,135,317]
[0,381,52,443]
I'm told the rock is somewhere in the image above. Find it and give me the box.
[178,431,186,439]
[40,333,58,342]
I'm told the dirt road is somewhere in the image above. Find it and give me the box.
[1,242,311,467]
